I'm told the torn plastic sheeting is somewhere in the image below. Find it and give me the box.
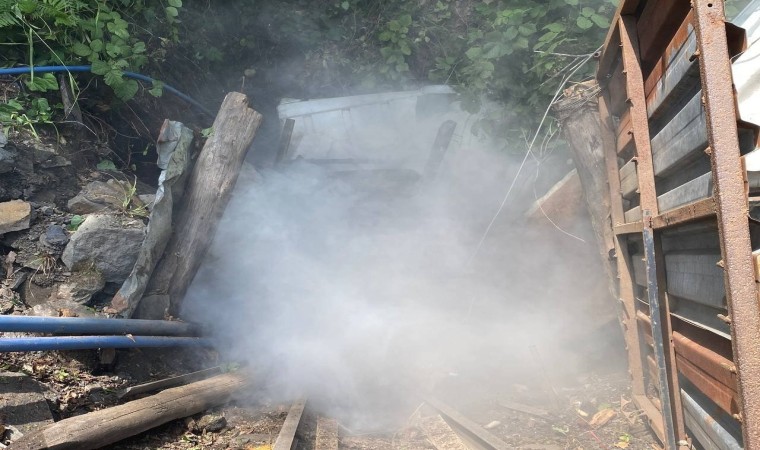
[111,120,194,317]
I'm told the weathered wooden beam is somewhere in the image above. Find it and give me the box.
[315,417,339,450]
[145,92,262,315]
[273,399,307,450]
[12,373,246,450]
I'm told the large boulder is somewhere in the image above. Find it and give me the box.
[0,200,31,235]
[50,270,106,305]
[61,214,146,283]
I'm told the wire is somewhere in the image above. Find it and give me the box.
[468,46,601,265]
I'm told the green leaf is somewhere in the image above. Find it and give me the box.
[565,0,579,5]
[165,6,179,17]
[90,39,104,53]
[341,1,349,10]
[113,79,139,100]
[90,59,110,75]
[97,160,117,171]
[582,7,595,17]
[104,69,124,87]
[168,0,182,6]
[132,42,146,54]
[24,73,59,92]
[148,80,164,97]
[576,16,593,30]
[67,215,85,231]
[72,42,92,57]
[590,14,610,28]
[544,23,565,33]
[465,47,482,60]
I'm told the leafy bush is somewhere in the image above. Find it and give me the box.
[0,0,182,101]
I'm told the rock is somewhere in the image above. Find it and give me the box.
[0,200,31,235]
[50,270,105,304]
[0,147,15,174]
[40,224,69,250]
[34,149,71,169]
[132,294,170,320]
[197,413,227,433]
[0,372,55,435]
[61,214,145,283]
[67,179,134,215]
[0,129,7,148]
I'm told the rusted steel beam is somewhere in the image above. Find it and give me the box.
[644,11,697,115]
[599,93,648,399]
[693,1,760,448]
[620,13,686,446]
[651,197,715,229]
[636,0,692,77]
[597,0,642,81]
[672,331,739,416]
[614,221,644,235]
[616,110,634,155]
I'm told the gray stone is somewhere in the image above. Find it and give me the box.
[34,149,71,169]
[50,270,105,304]
[40,224,69,249]
[0,147,15,174]
[67,179,134,215]
[0,200,31,235]
[197,413,226,433]
[133,294,170,319]
[0,372,54,435]
[0,129,7,148]
[61,214,146,283]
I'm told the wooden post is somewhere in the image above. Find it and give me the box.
[144,92,262,316]
[553,82,617,296]
[11,373,246,450]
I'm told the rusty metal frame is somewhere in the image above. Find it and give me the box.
[618,14,687,448]
[692,0,760,448]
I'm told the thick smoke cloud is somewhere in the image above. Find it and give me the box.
[182,97,619,431]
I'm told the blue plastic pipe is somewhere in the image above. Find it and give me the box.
[0,335,212,352]
[0,65,213,117]
[0,316,199,336]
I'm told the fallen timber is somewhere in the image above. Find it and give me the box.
[11,372,247,450]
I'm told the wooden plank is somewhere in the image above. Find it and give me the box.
[424,396,510,450]
[145,92,263,314]
[651,197,716,229]
[315,417,339,450]
[12,373,246,450]
[273,399,307,450]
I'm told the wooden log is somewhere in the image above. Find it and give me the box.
[145,92,262,315]
[552,81,617,292]
[11,373,246,450]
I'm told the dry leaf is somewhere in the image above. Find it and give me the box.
[589,408,616,428]
[615,442,630,449]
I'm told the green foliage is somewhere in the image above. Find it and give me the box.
[0,0,181,105]
[175,0,616,134]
